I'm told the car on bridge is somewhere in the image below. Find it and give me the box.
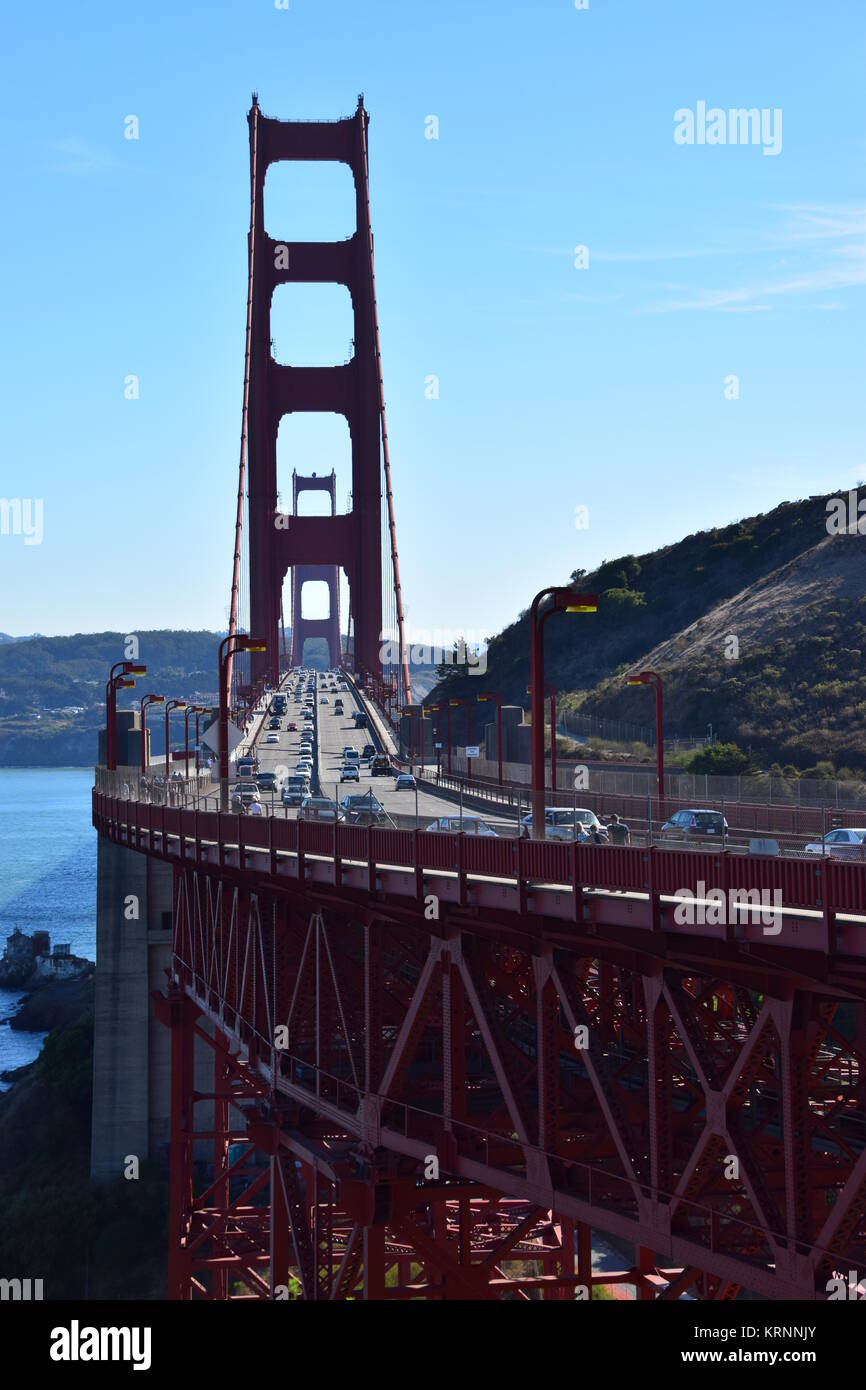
[805,827,866,858]
[395,773,416,791]
[339,793,387,825]
[342,747,360,763]
[268,717,281,730]
[520,808,607,842]
[281,777,308,807]
[371,755,392,776]
[299,796,344,823]
[287,721,297,732]
[340,762,360,782]
[264,733,279,745]
[231,781,261,810]
[426,814,498,836]
[660,809,728,842]
[256,771,281,794]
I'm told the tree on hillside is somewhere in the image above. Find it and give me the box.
[686,742,754,776]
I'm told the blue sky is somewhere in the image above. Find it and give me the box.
[0,0,863,646]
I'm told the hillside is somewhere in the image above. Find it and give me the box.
[0,630,226,767]
[0,1007,167,1298]
[430,489,866,773]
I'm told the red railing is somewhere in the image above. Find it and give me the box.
[92,790,866,953]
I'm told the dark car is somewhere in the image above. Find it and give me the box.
[661,809,728,841]
[339,793,386,825]
[361,744,377,761]
[370,755,392,776]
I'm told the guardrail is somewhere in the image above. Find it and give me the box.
[411,765,866,839]
[93,789,866,956]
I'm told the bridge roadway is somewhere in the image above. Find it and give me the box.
[244,668,516,830]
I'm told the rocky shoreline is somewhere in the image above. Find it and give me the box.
[0,929,94,1083]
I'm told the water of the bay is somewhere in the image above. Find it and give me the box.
[0,768,96,1087]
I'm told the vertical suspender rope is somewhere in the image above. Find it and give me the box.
[226,97,259,709]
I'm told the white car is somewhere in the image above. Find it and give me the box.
[520,808,607,842]
[264,733,279,744]
[805,828,866,858]
[426,814,498,836]
[340,763,360,782]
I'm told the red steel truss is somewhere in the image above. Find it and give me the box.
[93,792,866,1299]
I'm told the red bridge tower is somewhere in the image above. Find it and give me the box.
[246,95,386,686]
[289,469,342,668]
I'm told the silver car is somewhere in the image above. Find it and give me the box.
[520,808,606,842]
[805,827,866,858]
[426,814,498,836]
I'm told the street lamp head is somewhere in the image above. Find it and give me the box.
[144,694,165,705]
[124,663,147,676]
[115,678,135,690]
[558,589,598,614]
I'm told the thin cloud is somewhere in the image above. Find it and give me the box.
[644,260,866,314]
[47,137,122,176]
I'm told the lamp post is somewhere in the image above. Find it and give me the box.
[449,698,472,780]
[427,704,442,779]
[626,670,664,803]
[219,634,267,810]
[529,587,597,839]
[105,676,135,771]
[140,693,165,775]
[184,704,206,779]
[105,661,147,770]
[477,692,503,786]
[525,681,558,799]
[165,699,187,785]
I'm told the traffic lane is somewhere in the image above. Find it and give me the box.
[245,675,319,816]
[316,699,485,824]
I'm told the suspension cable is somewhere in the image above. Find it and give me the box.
[226,95,259,707]
[359,107,411,705]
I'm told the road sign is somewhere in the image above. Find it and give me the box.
[201,721,243,755]
[465,745,480,759]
